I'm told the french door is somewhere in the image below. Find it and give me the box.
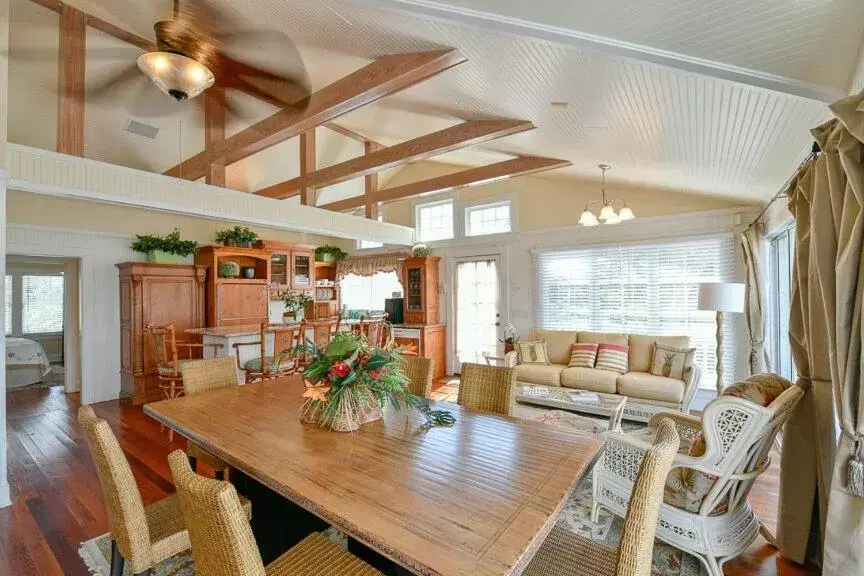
[453,255,501,373]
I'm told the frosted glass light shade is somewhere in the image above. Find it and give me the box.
[137,52,215,101]
[697,282,745,313]
[599,204,616,221]
[618,206,635,221]
[603,213,621,225]
[579,210,599,226]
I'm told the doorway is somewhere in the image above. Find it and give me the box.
[453,255,502,373]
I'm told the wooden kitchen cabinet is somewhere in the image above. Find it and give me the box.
[195,246,271,327]
[402,256,440,325]
[393,324,446,380]
[117,263,206,405]
[254,241,315,299]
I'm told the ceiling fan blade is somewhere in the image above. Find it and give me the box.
[127,79,189,118]
[86,63,142,100]
[216,55,311,111]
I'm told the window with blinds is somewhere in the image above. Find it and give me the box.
[22,274,64,334]
[534,235,738,389]
[4,275,11,335]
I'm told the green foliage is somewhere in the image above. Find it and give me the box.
[218,261,241,278]
[233,226,258,243]
[411,243,431,257]
[315,245,348,262]
[215,229,235,244]
[281,290,313,312]
[130,229,199,256]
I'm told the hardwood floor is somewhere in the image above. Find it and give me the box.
[1,386,818,575]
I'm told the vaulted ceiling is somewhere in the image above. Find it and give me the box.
[7,0,863,205]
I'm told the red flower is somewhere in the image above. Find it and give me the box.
[330,361,351,379]
[369,370,380,380]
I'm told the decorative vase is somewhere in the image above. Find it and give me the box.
[319,253,335,263]
[504,343,515,354]
[241,241,253,248]
[283,310,297,322]
[146,250,185,264]
[224,238,236,247]
[242,267,255,279]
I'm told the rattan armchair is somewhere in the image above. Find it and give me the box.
[78,405,191,576]
[181,357,238,480]
[457,362,517,416]
[399,354,434,398]
[525,418,680,576]
[167,450,382,576]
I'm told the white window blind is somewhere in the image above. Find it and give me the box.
[535,235,738,389]
[416,200,454,242]
[22,274,64,334]
[465,201,511,237]
[340,272,403,312]
[4,275,11,335]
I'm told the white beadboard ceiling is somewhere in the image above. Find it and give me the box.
[7,0,860,204]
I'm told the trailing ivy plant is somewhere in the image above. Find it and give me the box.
[130,229,199,256]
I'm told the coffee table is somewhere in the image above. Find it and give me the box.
[515,386,627,431]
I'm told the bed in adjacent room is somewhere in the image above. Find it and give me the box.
[6,337,53,389]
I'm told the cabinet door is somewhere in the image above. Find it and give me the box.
[292,252,313,289]
[270,252,289,287]
[406,266,423,311]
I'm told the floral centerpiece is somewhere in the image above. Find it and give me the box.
[300,332,455,432]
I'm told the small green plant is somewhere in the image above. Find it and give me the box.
[130,229,198,256]
[411,243,430,257]
[215,229,236,246]
[232,226,258,245]
[315,245,348,262]
[218,261,241,278]
[281,290,314,312]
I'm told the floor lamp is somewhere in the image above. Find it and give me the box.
[697,282,745,395]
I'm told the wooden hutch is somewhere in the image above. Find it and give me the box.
[117,263,206,405]
[195,246,272,327]
[395,256,446,379]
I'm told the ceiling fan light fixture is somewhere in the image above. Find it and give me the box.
[137,51,214,102]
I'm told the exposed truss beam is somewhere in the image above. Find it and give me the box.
[204,87,226,186]
[324,122,373,144]
[57,4,85,156]
[321,156,571,211]
[364,141,381,218]
[299,129,316,206]
[255,119,533,199]
[164,49,466,181]
[349,0,845,103]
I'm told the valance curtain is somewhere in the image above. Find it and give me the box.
[778,91,864,575]
[336,253,407,280]
[740,225,770,374]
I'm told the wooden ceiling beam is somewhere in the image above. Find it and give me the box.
[320,156,571,212]
[299,130,316,206]
[204,87,226,187]
[255,119,533,199]
[164,49,466,181]
[364,141,381,218]
[57,4,86,156]
[324,122,372,144]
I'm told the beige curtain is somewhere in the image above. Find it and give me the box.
[336,253,408,280]
[778,91,864,574]
[740,225,770,374]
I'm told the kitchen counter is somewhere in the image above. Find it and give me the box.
[391,323,445,329]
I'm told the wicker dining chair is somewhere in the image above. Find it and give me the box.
[457,362,517,416]
[399,354,434,398]
[146,324,223,400]
[78,405,191,576]
[234,322,304,384]
[524,418,680,576]
[167,450,383,576]
[181,357,238,480]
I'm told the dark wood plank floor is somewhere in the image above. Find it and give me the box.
[0,386,818,575]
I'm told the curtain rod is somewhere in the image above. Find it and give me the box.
[747,141,821,229]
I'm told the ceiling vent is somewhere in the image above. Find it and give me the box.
[123,119,159,139]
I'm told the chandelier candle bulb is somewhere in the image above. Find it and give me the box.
[579,164,635,227]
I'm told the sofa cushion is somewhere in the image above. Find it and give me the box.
[515,363,566,387]
[650,343,696,380]
[628,334,690,373]
[595,344,629,374]
[515,340,549,364]
[617,372,686,403]
[568,343,599,368]
[531,329,577,364]
[560,367,618,393]
[577,331,628,346]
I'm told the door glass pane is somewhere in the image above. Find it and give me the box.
[456,259,499,365]
[407,268,422,310]
[22,274,64,334]
[271,253,288,285]
[294,255,311,287]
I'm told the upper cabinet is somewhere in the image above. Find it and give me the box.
[402,256,440,325]
[255,241,316,297]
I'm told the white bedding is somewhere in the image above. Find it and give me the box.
[6,337,52,375]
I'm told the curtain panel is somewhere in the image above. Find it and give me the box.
[740,225,770,374]
[778,91,864,575]
[335,253,408,280]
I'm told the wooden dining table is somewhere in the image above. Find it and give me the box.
[143,376,604,576]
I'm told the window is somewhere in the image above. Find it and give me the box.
[465,201,511,237]
[766,224,795,381]
[22,274,64,334]
[415,200,454,242]
[535,235,738,389]
[339,272,403,313]
[4,275,11,335]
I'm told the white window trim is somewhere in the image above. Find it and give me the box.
[413,196,456,243]
[412,193,518,246]
[463,198,515,239]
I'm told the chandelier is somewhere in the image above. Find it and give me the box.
[578,164,635,226]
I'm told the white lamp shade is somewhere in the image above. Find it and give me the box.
[603,213,621,225]
[137,52,215,101]
[697,282,745,313]
[579,210,599,226]
[599,204,616,221]
[618,206,635,221]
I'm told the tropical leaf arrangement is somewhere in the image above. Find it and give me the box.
[300,331,455,431]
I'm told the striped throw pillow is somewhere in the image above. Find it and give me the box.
[595,344,629,374]
[568,343,599,368]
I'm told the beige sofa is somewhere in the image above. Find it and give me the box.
[505,329,701,421]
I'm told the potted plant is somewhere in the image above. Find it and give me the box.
[233,226,258,248]
[215,229,236,247]
[218,261,241,278]
[130,229,199,264]
[281,290,313,321]
[300,332,455,432]
[411,243,431,257]
[499,322,519,353]
[315,245,348,263]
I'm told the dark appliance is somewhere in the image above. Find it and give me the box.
[384,297,404,324]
